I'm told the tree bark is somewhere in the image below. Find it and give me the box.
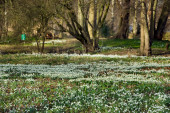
[140,0,152,56]
[115,0,130,39]
[132,0,138,37]
[111,0,115,35]
[155,0,170,40]
[149,0,158,40]
[88,0,95,39]
[78,0,84,26]
[59,19,64,38]
[56,0,111,53]
[140,18,145,55]
[2,0,8,38]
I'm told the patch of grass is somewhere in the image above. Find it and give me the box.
[0,54,169,65]
[152,40,170,48]
[99,38,169,49]
[0,54,103,64]
[0,38,169,55]
[99,39,140,49]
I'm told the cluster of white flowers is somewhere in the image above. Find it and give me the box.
[32,40,67,46]
[99,46,124,51]
[0,54,169,112]
[24,53,170,59]
[0,58,169,83]
[0,77,169,112]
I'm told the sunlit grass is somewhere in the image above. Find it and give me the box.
[0,54,169,65]
[99,38,169,49]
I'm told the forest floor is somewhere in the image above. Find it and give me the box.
[0,38,169,112]
[0,38,170,56]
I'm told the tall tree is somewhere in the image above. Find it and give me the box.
[78,0,84,26]
[140,0,151,56]
[0,0,4,40]
[148,0,158,40]
[155,0,170,40]
[32,0,55,53]
[110,0,115,35]
[0,0,9,40]
[56,0,111,52]
[11,0,55,53]
[132,0,138,37]
[115,0,130,39]
[88,0,97,48]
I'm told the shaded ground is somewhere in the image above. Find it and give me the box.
[0,38,169,56]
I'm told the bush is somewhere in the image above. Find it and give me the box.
[100,22,110,38]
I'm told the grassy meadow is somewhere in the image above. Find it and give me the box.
[0,39,170,112]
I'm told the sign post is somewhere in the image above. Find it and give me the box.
[21,34,26,41]
[21,34,26,44]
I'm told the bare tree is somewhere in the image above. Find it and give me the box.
[33,0,55,53]
[56,0,111,52]
[11,0,55,53]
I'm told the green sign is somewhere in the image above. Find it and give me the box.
[21,34,26,40]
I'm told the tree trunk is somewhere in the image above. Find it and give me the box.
[78,37,94,53]
[111,0,115,35]
[144,22,151,56]
[84,43,94,53]
[4,0,8,38]
[155,0,170,40]
[35,36,40,53]
[140,19,145,55]
[132,0,138,37]
[149,0,158,40]
[88,0,95,39]
[41,33,46,53]
[88,0,99,50]
[78,0,84,26]
[59,19,64,39]
[36,27,46,53]
[92,0,99,49]
[140,0,152,56]
[115,0,130,39]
